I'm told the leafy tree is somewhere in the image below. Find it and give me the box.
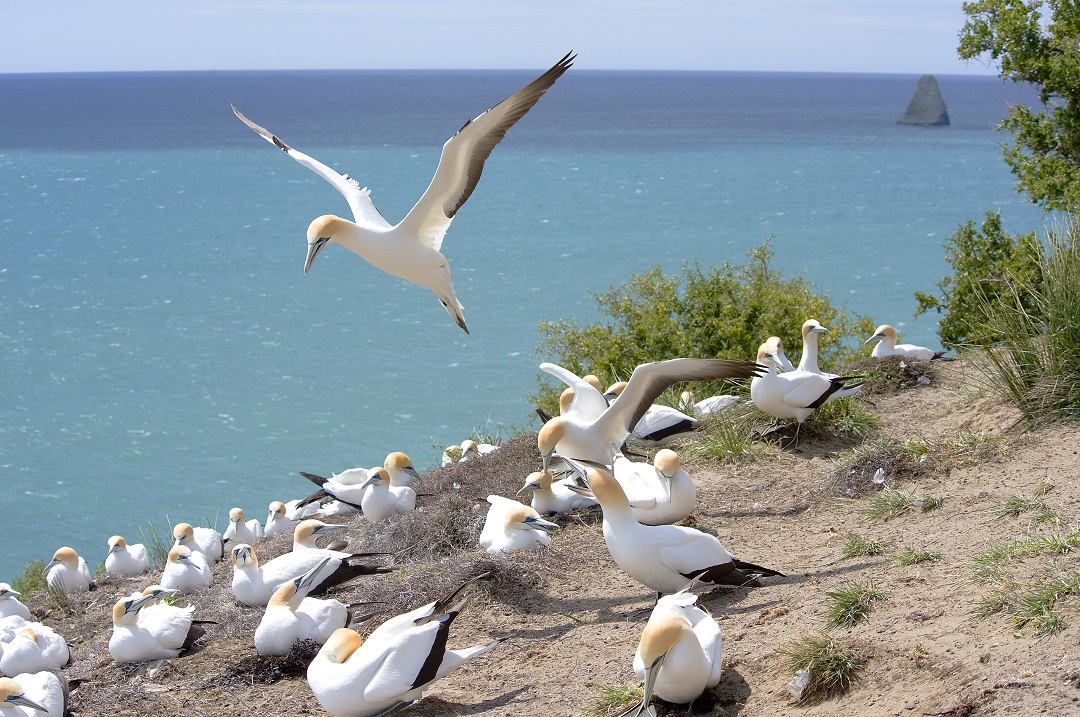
[533,242,875,412]
[960,0,1080,210]
[914,210,1042,347]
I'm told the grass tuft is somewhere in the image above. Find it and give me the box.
[862,488,916,522]
[682,408,768,464]
[891,547,943,566]
[11,560,47,602]
[823,579,885,629]
[839,533,890,561]
[779,632,864,701]
[587,683,643,717]
[971,566,1080,638]
[805,396,880,440]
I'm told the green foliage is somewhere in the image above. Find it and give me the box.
[681,409,768,465]
[971,220,1080,422]
[960,0,1080,211]
[587,683,642,717]
[914,211,1042,348]
[839,533,890,560]
[11,560,47,601]
[891,547,942,566]
[533,241,875,411]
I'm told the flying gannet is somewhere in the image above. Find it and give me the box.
[232,52,575,334]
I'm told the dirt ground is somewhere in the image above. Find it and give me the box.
[23,359,1080,716]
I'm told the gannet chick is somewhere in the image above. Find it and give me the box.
[570,465,782,596]
[104,535,149,577]
[478,495,559,554]
[223,508,263,545]
[230,543,392,608]
[517,470,597,515]
[43,547,90,594]
[307,608,500,716]
[629,589,722,712]
[750,340,862,448]
[108,593,199,663]
[679,390,739,416]
[159,545,213,594]
[0,673,68,717]
[360,468,415,524]
[538,358,762,469]
[0,625,69,676]
[612,448,696,526]
[264,500,297,538]
[293,519,348,551]
[255,557,349,656]
[0,586,31,622]
[233,53,575,334]
[171,522,223,563]
[865,324,945,360]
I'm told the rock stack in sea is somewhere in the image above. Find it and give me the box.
[897,74,949,126]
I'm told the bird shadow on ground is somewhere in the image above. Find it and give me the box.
[407,686,530,716]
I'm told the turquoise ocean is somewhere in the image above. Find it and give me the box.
[0,69,1047,579]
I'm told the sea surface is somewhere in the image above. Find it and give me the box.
[0,68,1048,579]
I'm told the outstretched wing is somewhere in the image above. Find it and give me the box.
[232,104,392,231]
[397,52,575,251]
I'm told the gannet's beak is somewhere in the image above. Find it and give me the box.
[523,515,559,535]
[304,236,331,275]
[6,694,48,712]
[864,332,884,345]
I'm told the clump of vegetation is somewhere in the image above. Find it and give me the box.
[804,396,880,441]
[11,560,47,602]
[533,241,875,412]
[779,632,865,701]
[966,220,1080,424]
[823,579,885,628]
[681,408,768,464]
[914,211,1042,348]
[992,495,1057,524]
[862,488,917,522]
[891,547,942,566]
[587,683,643,717]
[841,354,938,396]
[969,528,1080,582]
[972,566,1080,638]
[839,533,890,561]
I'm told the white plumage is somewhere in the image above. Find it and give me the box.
[0,623,69,676]
[171,522,223,563]
[223,507,263,545]
[517,470,597,515]
[105,535,149,577]
[159,545,214,594]
[478,495,559,554]
[232,53,574,334]
[0,672,68,717]
[0,586,31,622]
[43,547,90,594]
[866,323,944,361]
[108,593,197,663]
[254,557,349,656]
[612,448,696,525]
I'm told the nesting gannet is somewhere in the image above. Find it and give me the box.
[307,604,500,716]
[232,52,575,334]
[129,585,194,640]
[360,468,416,524]
[0,625,69,676]
[750,340,862,447]
[0,672,67,717]
[43,547,90,594]
[265,500,297,538]
[679,390,739,416]
[0,586,31,622]
[628,589,722,713]
[293,519,348,551]
[104,535,149,577]
[299,467,374,511]
[254,557,349,656]
[611,448,696,526]
[478,495,559,554]
[570,465,781,596]
[383,452,421,489]
[865,324,945,360]
[159,545,214,594]
[108,592,200,663]
[441,439,498,466]
[223,508,263,545]
[538,358,762,469]
[172,522,223,563]
[230,543,392,608]
[517,469,597,515]
[605,381,699,446]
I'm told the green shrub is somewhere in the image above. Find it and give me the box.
[914,210,1042,348]
[533,241,875,411]
[971,218,1080,423]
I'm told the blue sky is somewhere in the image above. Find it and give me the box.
[3,1,997,75]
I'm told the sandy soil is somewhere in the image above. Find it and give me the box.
[20,359,1080,717]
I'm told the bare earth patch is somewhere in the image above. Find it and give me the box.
[22,360,1080,716]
